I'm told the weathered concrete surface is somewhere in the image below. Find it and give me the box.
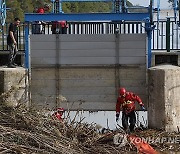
[0,67,28,108]
[148,65,180,132]
[31,66,147,110]
[30,34,147,110]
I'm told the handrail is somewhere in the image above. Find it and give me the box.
[1,20,180,51]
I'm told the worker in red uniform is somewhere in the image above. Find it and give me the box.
[32,4,50,34]
[116,87,145,132]
[35,3,50,14]
[52,107,64,122]
[51,21,68,34]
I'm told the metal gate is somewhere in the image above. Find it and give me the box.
[152,20,180,50]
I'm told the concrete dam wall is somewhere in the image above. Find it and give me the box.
[30,34,147,111]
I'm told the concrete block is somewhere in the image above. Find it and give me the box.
[148,65,180,132]
[0,67,29,108]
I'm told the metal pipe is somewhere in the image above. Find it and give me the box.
[59,0,63,13]
[147,30,152,68]
[145,21,153,68]
[179,0,180,23]
[25,23,30,68]
[166,17,170,52]
[115,24,120,97]
[55,34,60,108]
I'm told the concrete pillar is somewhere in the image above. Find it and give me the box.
[148,65,180,132]
[0,67,29,108]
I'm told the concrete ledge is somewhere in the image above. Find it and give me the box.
[148,65,180,132]
[0,67,29,107]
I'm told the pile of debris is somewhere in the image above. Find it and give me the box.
[0,105,136,154]
[0,104,179,153]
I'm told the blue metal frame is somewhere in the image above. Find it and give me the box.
[24,0,155,69]
[144,19,155,68]
[25,13,150,22]
[173,0,179,24]
[24,12,152,69]
[52,0,114,13]
[25,25,30,69]
[51,0,147,14]
[156,0,160,22]
[0,0,6,27]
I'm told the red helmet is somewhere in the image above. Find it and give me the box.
[37,8,45,13]
[57,107,64,112]
[119,88,126,96]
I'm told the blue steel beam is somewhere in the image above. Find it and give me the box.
[25,13,150,22]
[25,25,30,69]
[0,0,6,26]
[24,11,152,68]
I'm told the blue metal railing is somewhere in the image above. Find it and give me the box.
[1,20,180,51]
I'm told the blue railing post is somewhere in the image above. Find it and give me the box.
[51,0,55,13]
[59,0,63,13]
[25,23,30,69]
[145,18,155,68]
[146,23,152,68]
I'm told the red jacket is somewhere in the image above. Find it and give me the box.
[116,92,144,114]
[52,21,68,28]
[52,112,63,122]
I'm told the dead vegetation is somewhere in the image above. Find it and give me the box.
[0,104,134,154]
[0,84,179,153]
[1,104,180,154]
[1,103,180,153]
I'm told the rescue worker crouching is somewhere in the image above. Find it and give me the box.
[52,107,65,137]
[52,107,64,122]
[116,87,145,133]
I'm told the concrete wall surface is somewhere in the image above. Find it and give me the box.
[0,68,29,107]
[148,65,180,132]
[31,66,147,110]
[30,34,147,66]
[30,34,147,110]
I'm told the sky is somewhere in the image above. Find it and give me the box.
[129,0,171,9]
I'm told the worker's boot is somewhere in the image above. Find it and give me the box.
[129,124,135,133]
[8,61,16,68]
